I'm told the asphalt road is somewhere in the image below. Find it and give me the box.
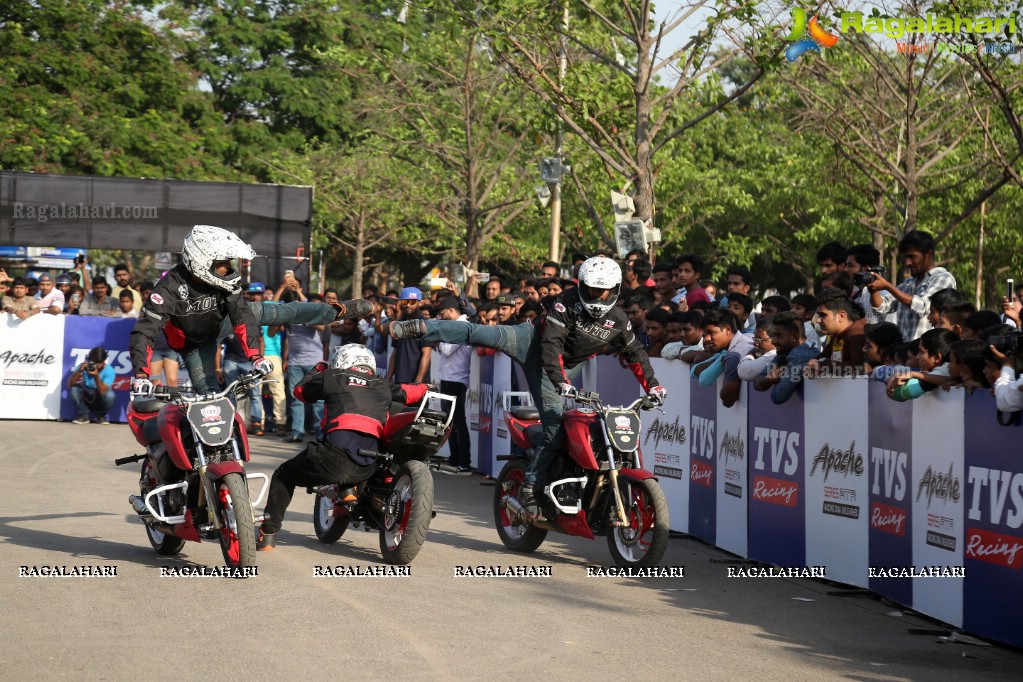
[1,419,1020,681]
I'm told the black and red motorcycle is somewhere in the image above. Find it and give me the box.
[116,373,269,569]
[310,391,455,565]
[495,390,670,568]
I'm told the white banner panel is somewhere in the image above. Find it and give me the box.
[0,314,66,419]
[716,381,748,557]
[490,352,513,473]
[645,358,690,533]
[803,378,871,587]
[911,388,965,627]
[468,352,480,470]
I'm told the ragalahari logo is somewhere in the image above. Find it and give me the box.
[786,8,840,62]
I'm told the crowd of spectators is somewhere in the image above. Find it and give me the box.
[4,229,1022,434]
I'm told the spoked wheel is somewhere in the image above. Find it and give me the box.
[140,460,186,556]
[216,473,257,569]
[379,461,434,565]
[313,489,350,544]
[607,477,669,568]
[493,460,547,553]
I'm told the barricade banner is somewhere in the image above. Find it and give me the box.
[468,351,480,470]
[803,378,870,587]
[592,354,642,406]
[688,375,718,545]
[489,352,513,475]
[60,316,135,422]
[715,382,748,558]
[962,390,1023,648]
[0,314,66,419]
[867,381,914,605]
[476,353,496,477]
[644,358,690,533]
[910,388,965,627]
[747,386,806,568]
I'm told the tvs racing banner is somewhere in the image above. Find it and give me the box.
[0,313,65,419]
[60,316,135,422]
[747,386,806,569]
[868,381,915,607]
[645,357,690,532]
[803,379,870,588]
[963,391,1023,648]
[488,352,513,476]
[475,353,495,476]
[688,375,719,545]
[715,382,748,558]
[910,389,965,628]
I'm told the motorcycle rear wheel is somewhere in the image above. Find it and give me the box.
[216,473,257,569]
[140,460,186,555]
[313,489,350,544]
[607,477,669,568]
[493,460,547,553]
[379,460,434,565]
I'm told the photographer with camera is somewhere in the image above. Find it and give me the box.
[67,347,116,424]
[990,331,1023,413]
[845,244,896,325]
[866,231,957,343]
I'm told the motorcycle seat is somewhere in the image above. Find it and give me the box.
[132,399,162,414]
[510,405,540,421]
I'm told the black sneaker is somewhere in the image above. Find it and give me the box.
[330,299,374,321]
[256,526,277,551]
[98,416,110,425]
[456,467,473,476]
[72,416,89,425]
[389,319,425,339]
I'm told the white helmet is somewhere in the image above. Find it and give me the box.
[180,225,256,293]
[577,256,622,318]
[330,343,376,371]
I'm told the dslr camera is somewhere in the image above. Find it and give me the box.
[84,363,96,372]
[853,265,887,287]
[990,330,1023,356]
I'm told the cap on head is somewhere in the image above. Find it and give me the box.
[247,282,266,293]
[400,287,423,301]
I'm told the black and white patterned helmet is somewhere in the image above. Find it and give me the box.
[330,343,376,371]
[577,256,622,318]
[180,225,256,293]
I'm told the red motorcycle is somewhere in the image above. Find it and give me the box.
[116,373,269,569]
[495,390,669,568]
[310,391,455,565]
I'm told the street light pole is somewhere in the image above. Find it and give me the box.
[549,1,569,265]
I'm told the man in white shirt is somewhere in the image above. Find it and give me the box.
[435,297,473,474]
[34,274,65,315]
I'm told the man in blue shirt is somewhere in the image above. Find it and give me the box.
[67,347,116,424]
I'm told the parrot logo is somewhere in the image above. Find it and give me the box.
[786,8,839,62]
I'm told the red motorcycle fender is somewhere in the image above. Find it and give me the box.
[158,404,192,471]
[173,509,202,543]
[618,467,657,483]
[206,461,245,480]
[555,510,595,540]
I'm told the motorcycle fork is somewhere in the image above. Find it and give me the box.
[600,432,630,527]
[194,443,222,531]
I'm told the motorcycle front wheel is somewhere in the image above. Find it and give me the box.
[313,489,350,544]
[607,477,669,568]
[493,460,547,553]
[379,460,434,565]
[216,473,257,569]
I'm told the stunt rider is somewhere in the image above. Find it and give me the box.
[256,344,430,550]
[390,256,665,515]
[129,224,372,395]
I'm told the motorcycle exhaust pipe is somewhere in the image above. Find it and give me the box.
[502,495,558,531]
[129,495,148,515]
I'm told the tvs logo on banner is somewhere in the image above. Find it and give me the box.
[691,460,713,488]
[753,475,799,507]
[966,466,1023,568]
[966,528,1023,569]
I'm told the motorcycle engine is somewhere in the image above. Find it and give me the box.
[554,482,581,506]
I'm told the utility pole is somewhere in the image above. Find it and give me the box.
[548,1,568,264]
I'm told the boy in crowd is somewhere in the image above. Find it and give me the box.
[726,293,754,335]
[644,308,670,357]
[754,312,818,404]
[116,289,138,318]
[887,328,960,400]
[760,295,790,317]
[810,288,868,373]
[671,254,713,307]
[690,309,753,407]
[862,322,903,381]
[662,310,705,360]
[936,301,976,335]
[34,275,65,315]
[816,241,846,276]
[844,244,896,324]
[789,293,821,350]
[926,287,965,329]
[3,277,41,319]
[738,318,777,381]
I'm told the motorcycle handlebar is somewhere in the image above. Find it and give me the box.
[570,391,656,413]
[138,371,268,405]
